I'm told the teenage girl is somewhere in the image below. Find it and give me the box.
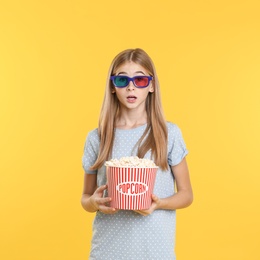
[81,48,193,260]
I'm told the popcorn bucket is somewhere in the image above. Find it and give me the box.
[106,166,158,210]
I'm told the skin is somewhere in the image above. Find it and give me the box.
[111,61,154,128]
[81,61,193,216]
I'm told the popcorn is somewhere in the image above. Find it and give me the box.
[106,156,158,210]
[105,156,157,167]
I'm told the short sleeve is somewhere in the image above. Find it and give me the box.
[167,122,188,166]
[82,129,100,174]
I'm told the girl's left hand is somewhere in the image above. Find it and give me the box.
[134,194,161,216]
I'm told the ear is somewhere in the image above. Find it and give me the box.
[111,87,116,93]
[149,83,154,93]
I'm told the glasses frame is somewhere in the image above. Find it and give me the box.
[110,75,153,88]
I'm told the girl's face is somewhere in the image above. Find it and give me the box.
[112,61,154,112]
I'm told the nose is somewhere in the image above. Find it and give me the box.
[126,80,135,90]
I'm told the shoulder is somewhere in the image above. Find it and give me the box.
[166,122,188,164]
[84,128,100,146]
[87,128,99,139]
[166,121,182,135]
[83,128,100,156]
[166,122,186,144]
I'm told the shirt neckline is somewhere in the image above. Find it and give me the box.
[115,123,147,132]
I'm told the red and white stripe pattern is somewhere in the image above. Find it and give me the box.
[106,166,157,210]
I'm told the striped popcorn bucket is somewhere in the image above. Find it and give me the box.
[106,166,158,210]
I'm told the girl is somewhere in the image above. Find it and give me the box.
[81,48,193,259]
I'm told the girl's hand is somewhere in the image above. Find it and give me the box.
[90,185,118,214]
[134,194,161,216]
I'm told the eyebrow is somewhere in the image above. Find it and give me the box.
[117,71,146,75]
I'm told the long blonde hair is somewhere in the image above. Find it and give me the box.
[91,48,168,170]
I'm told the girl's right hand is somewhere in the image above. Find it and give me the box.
[90,185,118,214]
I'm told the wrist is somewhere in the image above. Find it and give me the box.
[88,196,99,212]
[155,197,167,210]
[81,194,98,212]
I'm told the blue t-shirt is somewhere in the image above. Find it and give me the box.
[82,122,188,260]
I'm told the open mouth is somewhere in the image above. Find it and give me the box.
[127,95,137,102]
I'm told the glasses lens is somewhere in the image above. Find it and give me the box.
[114,76,129,87]
[133,76,149,87]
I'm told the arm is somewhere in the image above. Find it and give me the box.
[159,157,193,209]
[81,173,117,214]
[135,158,193,216]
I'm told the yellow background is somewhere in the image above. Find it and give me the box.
[1,0,260,259]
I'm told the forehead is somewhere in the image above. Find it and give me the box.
[114,61,148,75]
